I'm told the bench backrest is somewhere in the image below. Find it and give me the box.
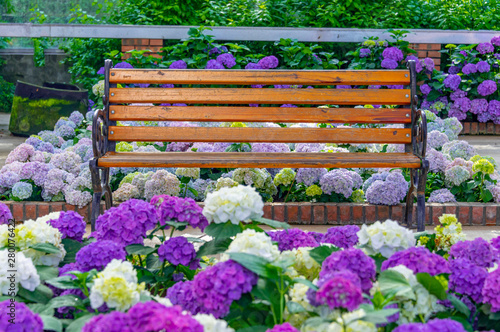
[100,59,418,153]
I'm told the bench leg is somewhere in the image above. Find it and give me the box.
[416,161,429,232]
[102,168,113,211]
[404,169,418,228]
[89,159,102,232]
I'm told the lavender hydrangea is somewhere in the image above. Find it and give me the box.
[445,166,470,187]
[365,172,408,205]
[319,248,376,293]
[19,161,52,187]
[321,225,359,248]
[5,143,35,164]
[477,42,495,54]
[0,202,12,224]
[470,98,489,115]
[488,100,500,125]
[169,60,187,69]
[216,53,236,68]
[294,143,325,153]
[258,56,279,69]
[75,240,126,272]
[427,130,449,150]
[316,273,363,311]
[94,199,158,246]
[477,60,491,73]
[50,151,82,175]
[274,228,319,251]
[381,247,450,276]
[359,48,371,57]
[482,269,500,312]
[82,311,130,332]
[462,63,477,75]
[206,59,225,69]
[478,80,497,96]
[428,188,456,203]
[0,301,43,332]
[381,58,399,69]
[427,148,450,173]
[443,74,461,91]
[449,258,488,302]
[295,168,327,186]
[167,280,201,314]
[150,195,209,230]
[39,130,61,147]
[319,169,362,198]
[449,238,498,268]
[0,171,19,192]
[48,210,86,242]
[442,140,476,160]
[420,84,432,95]
[158,236,199,269]
[382,47,404,61]
[251,143,290,153]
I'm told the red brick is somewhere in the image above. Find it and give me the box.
[462,122,470,134]
[365,205,377,223]
[339,204,351,224]
[312,205,325,225]
[12,204,23,221]
[287,204,299,223]
[478,122,486,134]
[121,45,135,52]
[427,51,441,58]
[485,205,497,226]
[147,46,162,52]
[150,54,162,59]
[427,43,441,50]
[326,205,337,224]
[472,205,484,225]
[445,205,457,215]
[432,205,443,225]
[487,122,495,134]
[77,206,89,221]
[496,124,500,135]
[300,204,312,224]
[425,205,431,225]
[38,203,49,218]
[434,58,441,65]
[417,51,427,58]
[458,206,470,225]
[65,204,78,212]
[25,203,36,220]
[352,205,363,223]
[391,205,403,222]
[377,206,389,220]
[471,122,478,135]
[122,39,135,46]
[149,39,163,46]
[263,205,272,219]
[274,204,285,222]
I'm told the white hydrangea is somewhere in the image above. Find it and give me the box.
[203,185,264,224]
[0,218,66,267]
[291,247,321,281]
[175,167,200,179]
[35,211,61,224]
[193,313,235,332]
[89,259,147,311]
[388,265,444,324]
[357,220,415,258]
[224,229,280,262]
[152,295,173,307]
[285,283,314,326]
[0,250,40,295]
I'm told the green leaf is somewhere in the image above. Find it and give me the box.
[28,303,54,315]
[66,314,98,332]
[287,301,307,314]
[416,273,447,300]
[61,238,87,265]
[448,293,471,317]
[40,315,63,332]
[237,326,268,332]
[36,266,59,281]
[196,238,232,258]
[378,270,415,300]
[17,284,53,304]
[481,189,493,202]
[204,222,243,240]
[164,221,190,229]
[146,254,162,270]
[450,316,473,332]
[30,243,60,254]
[293,278,318,291]
[309,245,340,265]
[125,244,156,256]
[228,252,270,277]
[426,89,442,102]
[45,276,79,290]
[251,217,291,229]
[362,308,400,324]
[47,295,83,309]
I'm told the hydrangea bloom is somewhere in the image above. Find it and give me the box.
[206,59,225,69]
[449,258,487,302]
[176,168,200,179]
[477,42,495,54]
[443,74,461,91]
[265,323,299,332]
[82,311,131,332]
[359,48,371,57]
[0,251,40,295]
[273,168,296,186]
[150,195,208,230]
[462,63,477,75]
[274,228,319,251]
[50,151,82,175]
[203,185,264,224]
[5,143,35,164]
[258,56,279,69]
[477,60,491,73]
[427,318,467,332]
[158,236,199,269]
[170,60,187,69]
[321,225,359,248]
[144,170,181,201]
[449,238,498,268]
[48,210,86,242]
[0,301,43,332]
[0,203,12,224]
[428,188,456,203]
[295,168,327,186]
[194,313,235,332]
[11,182,32,199]
[357,219,416,258]
[428,130,449,150]
[225,229,280,261]
[316,273,363,311]
[381,246,450,275]
[442,140,476,160]
[365,172,408,205]
[478,80,497,96]
[482,268,500,312]
[216,53,236,68]
[94,199,158,246]
[114,183,141,202]
[319,169,362,198]
[305,184,322,197]
[381,58,398,69]
[76,240,127,272]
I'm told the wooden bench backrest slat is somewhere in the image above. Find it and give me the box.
[109,69,411,86]
[108,87,411,105]
[108,127,412,144]
[109,106,412,124]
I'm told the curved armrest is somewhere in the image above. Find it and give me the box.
[92,109,107,159]
[412,109,427,160]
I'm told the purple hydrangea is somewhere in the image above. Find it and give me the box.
[94,199,158,246]
[450,90,467,101]
[48,210,86,242]
[320,169,362,198]
[420,84,432,95]
[69,111,85,126]
[428,188,456,203]
[252,143,290,153]
[444,74,461,91]
[478,80,497,96]
[258,56,279,69]
[216,53,236,68]
[381,247,451,276]
[405,55,422,72]
[381,58,399,69]
[26,136,42,148]
[449,258,488,302]
[462,63,477,75]
[205,59,225,69]
[359,48,371,57]
[427,318,467,332]
[274,228,319,251]
[477,42,495,54]
[167,280,201,314]
[169,60,187,69]
[492,236,500,251]
[428,130,449,150]
[451,96,471,113]
[492,36,500,46]
[477,60,491,73]
[266,323,299,332]
[482,268,500,312]
[158,236,199,269]
[365,172,408,205]
[82,311,131,332]
[393,323,428,332]
[316,273,363,311]
[449,238,498,268]
[0,301,43,332]
[423,58,435,72]
[19,161,51,187]
[150,195,208,231]
[448,66,460,74]
[427,148,450,173]
[488,100,500,125]
[321,225,359,248]
[470,98,489,115]
[0,203,12,224]
[319,248,376,293]
[75,240,127,272]
[5,143,35,164]
[295,168,327,186]
[382,47,404,61]
[0,171,20,190]
[245,62,262,70]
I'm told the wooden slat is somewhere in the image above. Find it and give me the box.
[97,152,421,168]
[109,106,412,123]
[109,88,411,105]
[108,127,412,144]
[109,69,411,85]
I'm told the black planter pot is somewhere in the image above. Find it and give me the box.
[9,81,88,136]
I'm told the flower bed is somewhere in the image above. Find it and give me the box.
[1,186,500,331]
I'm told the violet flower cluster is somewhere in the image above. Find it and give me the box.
[320,225,359,248]
[381,247,451,276]
[158,236,200,269]
[150,195,209,231]
[75,240,127,272]
[48,210,86,242]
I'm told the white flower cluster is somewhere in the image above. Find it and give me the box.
[224,229,280,262]
[89,259,147,312]
[92,80,105,98]
[389,265,444,324]
[0,251,40,295]
[286,283,314,326]
[203,185,264,224]
[0,214,66,267]
[193,314,235,332]
[175,167,200,179]
[283,247,321,281]
[357,219,415,258]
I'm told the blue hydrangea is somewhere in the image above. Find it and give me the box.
[365,172,408,205]
[12,182,33,200]
[69,111,85,126]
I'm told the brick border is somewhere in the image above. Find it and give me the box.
[460,122,500,135]
[3,201,499,226]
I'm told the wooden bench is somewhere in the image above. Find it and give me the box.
[90,59,428,231]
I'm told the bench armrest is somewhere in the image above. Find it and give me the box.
[92,109,107,159]
[412,109,427,160]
